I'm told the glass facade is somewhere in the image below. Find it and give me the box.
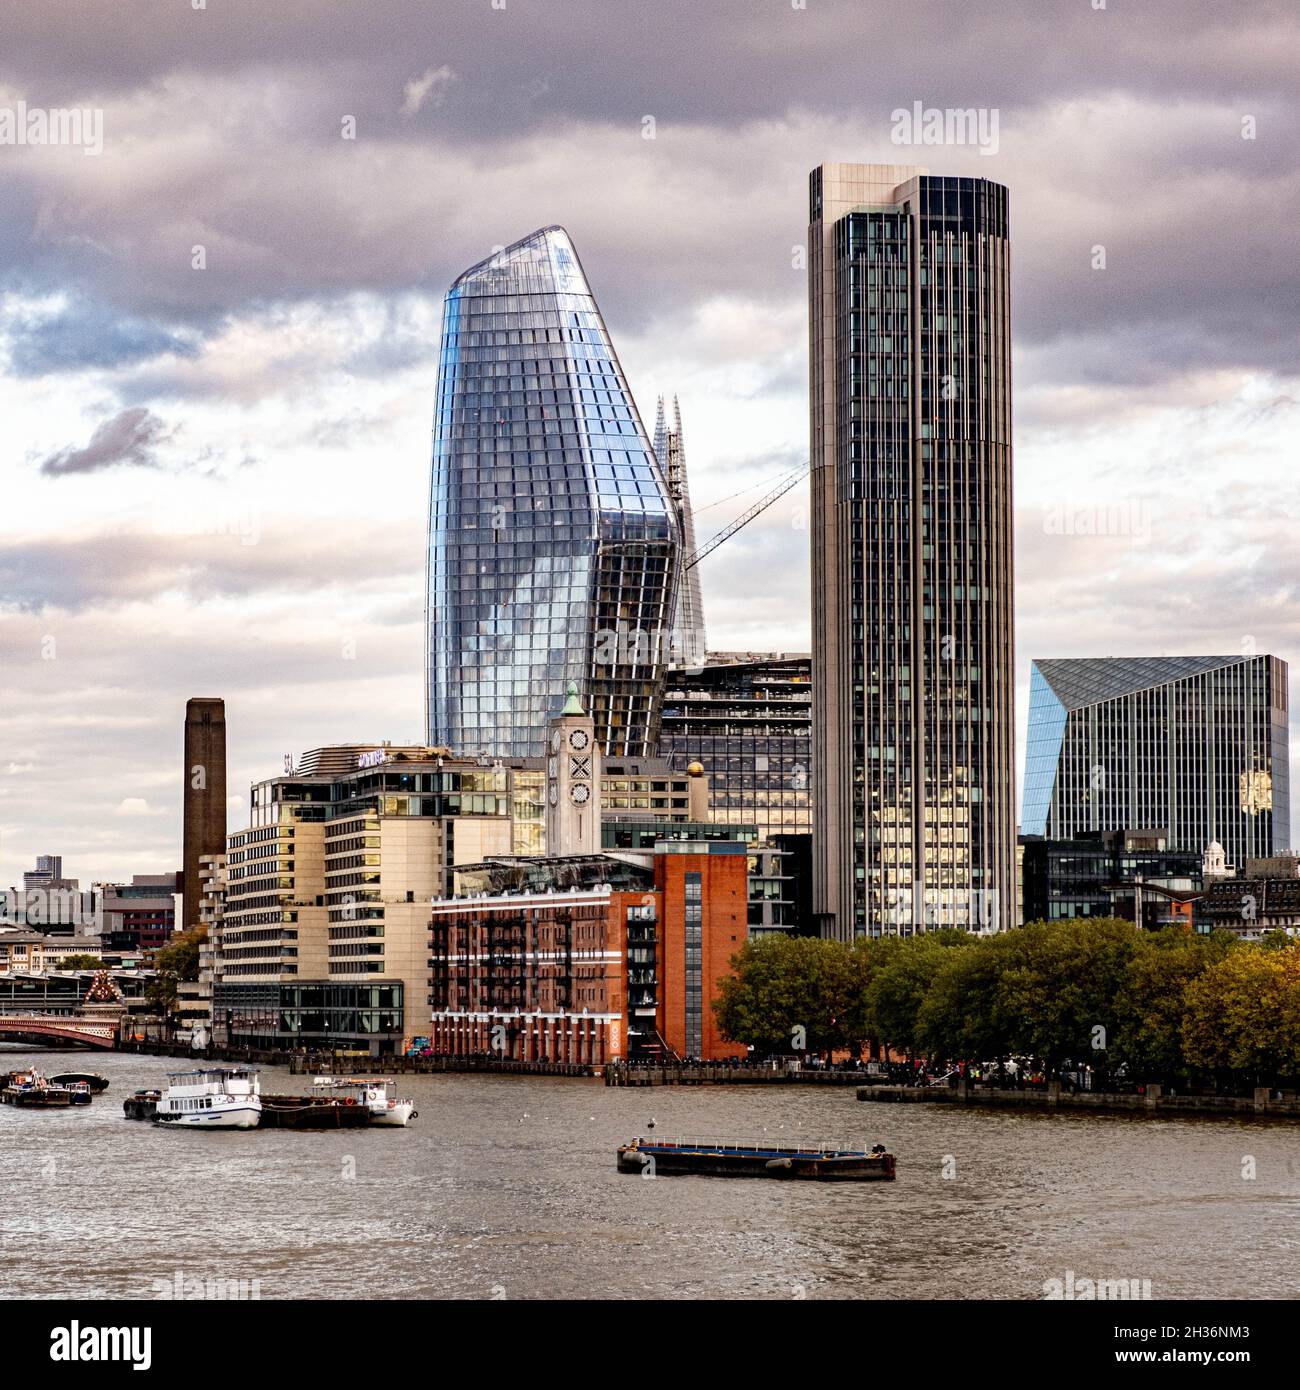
[426,226,679,760]
[810,168,1016,937]
[660,654,812,837]
[653,394,707,665]
[1022,655,1291,869]
[1020,831,1202,923]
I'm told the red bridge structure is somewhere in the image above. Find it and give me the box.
[0,1006,123,1050]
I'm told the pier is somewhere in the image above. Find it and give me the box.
[858,1081,1300,1119]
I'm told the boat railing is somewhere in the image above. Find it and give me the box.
[635,1134,869,1156]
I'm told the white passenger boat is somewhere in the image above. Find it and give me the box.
[153,1067,262,1129]
[312,1076,416,1127]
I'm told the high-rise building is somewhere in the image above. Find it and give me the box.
[426,226,679,761]
[1023,655,1291,870]
[653,395,706,664]
[808,164,1016,938]
[182,697,227,934]
[661,652,812,838]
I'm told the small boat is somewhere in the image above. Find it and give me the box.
[153,1067,261,1129]
[123,1089,161,1120]
[66,1082,93,1106]
[49,1072,110,1094]
[312,1076,417,1127]
[617,1135,897,1181]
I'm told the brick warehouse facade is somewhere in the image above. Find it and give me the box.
[427,844,748,1063]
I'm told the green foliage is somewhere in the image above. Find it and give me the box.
[714,919,1300,1084]
[713,934,863,1053]
[146,927,206,1012]
[59,954,104,970]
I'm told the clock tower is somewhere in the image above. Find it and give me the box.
[545,681,600,856]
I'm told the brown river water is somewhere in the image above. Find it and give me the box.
[2,1048,1297,1300]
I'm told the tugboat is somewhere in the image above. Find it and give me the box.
[123,1089,161,1120]
[617,1135,897,1181]
[153,1067,261,1129]
[312,1076,417,1126]
[66,1081,93,1106]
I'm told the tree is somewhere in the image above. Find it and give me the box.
[713,935,860,1055]
[1110,927,1232,1082]
[146,927,206,1012]
[1182,944,1300,1084]
[990,918,1141,1070]
[59,954,104,970]
[863,931,973,1058]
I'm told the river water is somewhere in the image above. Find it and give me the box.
[1,1049,1297,1300]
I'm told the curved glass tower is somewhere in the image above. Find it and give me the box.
[426,226,679,759]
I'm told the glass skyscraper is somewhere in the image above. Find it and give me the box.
[426,226,679,759]
[808,164,1016,938]
[1023,654,1291,870]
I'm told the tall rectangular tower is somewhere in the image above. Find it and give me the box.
[809,164,1015,937]
[182,697,227,934]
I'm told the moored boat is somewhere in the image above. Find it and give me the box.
[312,1076,417,1126]
[49,1072,110,1094]
[1,1068,76,1108]
[259,1094,372,1129]
[617,1135,897,1181]
[153,1067,261,1129]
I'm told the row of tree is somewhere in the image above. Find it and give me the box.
[713,920,1300,1086]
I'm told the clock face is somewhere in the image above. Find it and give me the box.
[569,728,590,751]
[548,784,558,806]
[570,783,591,805]
[551,730,561,753]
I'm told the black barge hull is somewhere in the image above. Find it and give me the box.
[259,1096,371,1128]
[617,1144,896,1181]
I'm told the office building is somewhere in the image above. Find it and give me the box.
[428,841,748,1063]
[210,745,516,1053]
[661,652,812,838]
[809,164,1016,938]
[1023,655,1290,871]
[1020,829,1202,924]
[182,697,227,933]
[426,225,679,761]
[97,873,179,955]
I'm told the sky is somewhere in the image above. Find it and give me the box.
[1,0,1297,886]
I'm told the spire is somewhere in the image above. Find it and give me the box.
[561,680,585,716]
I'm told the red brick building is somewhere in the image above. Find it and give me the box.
[428,844,747,1063]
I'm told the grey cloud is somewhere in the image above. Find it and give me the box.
[6,299,202,376]
[39,407,174,476]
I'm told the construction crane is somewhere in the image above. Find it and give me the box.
[681,464,810,572]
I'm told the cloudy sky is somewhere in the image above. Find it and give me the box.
[1,0,1297,886]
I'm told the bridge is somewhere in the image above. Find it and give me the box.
[0,1012,121,1050]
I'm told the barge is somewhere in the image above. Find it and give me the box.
[259,1095,372,1129]
[617,1135,896,1181]
[1,1069,77,1108]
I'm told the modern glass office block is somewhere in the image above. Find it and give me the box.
[1023,655,1291,868]
[426,227,679,759]
[809,165,1015,937]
